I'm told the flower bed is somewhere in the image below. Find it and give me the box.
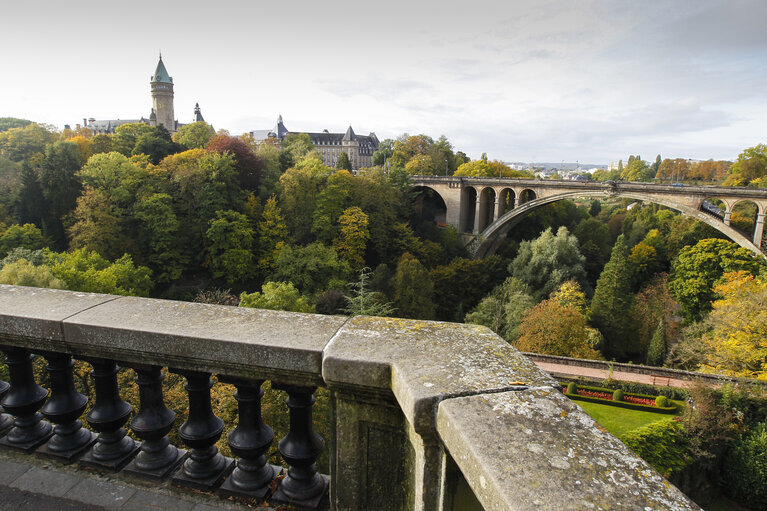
[562,384,677,414]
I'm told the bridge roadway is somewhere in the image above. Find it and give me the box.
[410,176,767,257]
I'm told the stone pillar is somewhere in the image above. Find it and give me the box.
[514,194,522,208]
[473,198,482,234]
[0,378,13,437]
[493,199,500,221]
[754,213,765,249]
[724,208,732,226]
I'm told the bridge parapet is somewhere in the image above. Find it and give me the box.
[0,285,698,510]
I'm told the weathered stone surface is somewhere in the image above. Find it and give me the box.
[437,388,700,511]
[324,316,558,434]
[0,285,116,343]
[61,296,348,384]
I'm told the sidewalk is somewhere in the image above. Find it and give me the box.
[534,361,693,388]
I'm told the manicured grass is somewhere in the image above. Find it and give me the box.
[574,399,686,438]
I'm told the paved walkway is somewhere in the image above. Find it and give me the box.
[534,361,693,389]
[0,448,264,511]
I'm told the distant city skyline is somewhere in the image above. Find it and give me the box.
[2,0,765,164]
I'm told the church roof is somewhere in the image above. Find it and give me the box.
[151,56,173,84]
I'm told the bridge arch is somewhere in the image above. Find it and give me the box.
[411,185,448,226]
[474,190,765,259]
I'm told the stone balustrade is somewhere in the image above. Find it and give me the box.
[0,285,699,510]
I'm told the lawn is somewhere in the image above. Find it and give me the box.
[574,399,686,438]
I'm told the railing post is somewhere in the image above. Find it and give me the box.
[80,358,139,471]
[271,383,328,508]
[124,365,186,479]
[38,352,97,461]
[0,346,52,452]
[218,377,279,499]
[170,369,233,489]
[0,378,12,437]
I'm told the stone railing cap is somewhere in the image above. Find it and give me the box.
[324,316,558,433]
[437,388,700,511]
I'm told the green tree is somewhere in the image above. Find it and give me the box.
[312,170,353,242]
[15,162,46,227]
[257,196,288,275]
[465,277,535,342]
[723,144,767,186]
[112,123,154,156]
[0,223,46,258]
[278,154,331,243]
[430,256,506,322]
[0,117,32,133]
[0,259,64,289]
[0,123,57,162]
[333,207,369,271]
[40,141,82,246]
[205,210,257,284]
[336,151,352,171]
[271,242,350,295]
[89,134,113,156]
[344,268,395,317]
[591,235,635,358]
[509,226,588,300]
[393,252,435,319]
[47,248,153,296]
[371,138,394,166]
[132,126,177,164]
[208,134,264,191]
[669,238,764,322]
[646,320,666,366]
[173,121,215,149]
[135,193,185,282]
[68,188,132,260]
[239,281,313,313]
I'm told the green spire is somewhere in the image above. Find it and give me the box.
[151,54,173,84]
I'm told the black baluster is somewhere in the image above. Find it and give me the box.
[123,365,186,479]
[271,383,328,508]
[170,370,233,489]
[0,378,13,437]
[219,377,279,499]
[37,352,97,462]
[0,346,52,452]
[80,359,139,471]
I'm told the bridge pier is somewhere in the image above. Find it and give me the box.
[755,213,765,249]
[724,209,732,226]
[473,200,482,234]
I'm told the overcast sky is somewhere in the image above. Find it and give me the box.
[2,0,765,164]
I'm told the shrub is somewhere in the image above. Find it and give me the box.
[655,395,670,408]
[621,419,692,477]
[566,382,577,394]
[613,389,624,402]
[721,422,767,508]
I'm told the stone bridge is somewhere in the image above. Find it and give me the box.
[410,176,767,258]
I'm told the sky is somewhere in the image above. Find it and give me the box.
[2,0,766,164]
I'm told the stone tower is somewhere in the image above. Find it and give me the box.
[150,54,175,131]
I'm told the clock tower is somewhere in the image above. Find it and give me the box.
[150,54,176,132]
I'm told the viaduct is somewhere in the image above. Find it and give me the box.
[409,176,767,258]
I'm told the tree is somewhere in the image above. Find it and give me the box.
[135,193,185,283]
[173,121,215,149]
[333,207,369,271]
[239,281,313,313]
[257,196,288,274]
[0,123,57,162]
[336,151,352,171]
[573,217,611,284]
[465,277,536,342]
[591,235,636,358]
[723,144,767,186]
[312,170,353,242]
[89,134,113,155]
[631,275,676,357]
[371,139,394,166]
[669,238,764,322]
[205,210,257,284]
[47,248,153,296]
[646,320,666,366]
[0,224,46,258]
[112,123,154,156]
[344,268,395,317]
[0,117,32,133]
[39,141,82,245]
[393,253,434,319]
[430,256,507,322]
[515,295,601,359]
[509,226,588,300]
[132,126,177,164]
[278,154,331,243]
[14,162,46,227]
[208,134,264,191]
[270,242,350,295]
[0,259,64,289]
[68,189,131,260]
[695,272,767,379]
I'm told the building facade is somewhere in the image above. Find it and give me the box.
[82,56,201,135]
[249,116,379,169]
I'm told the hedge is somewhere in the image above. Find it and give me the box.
[559,376,690,401]
[562,383,678,413]
[620,419,692,477]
